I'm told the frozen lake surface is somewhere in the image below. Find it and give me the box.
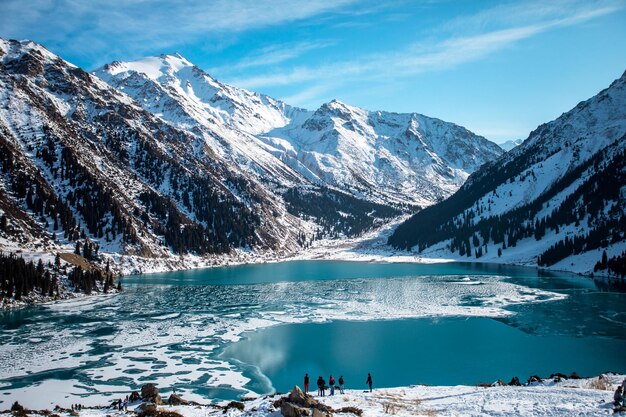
[1,261,625,408]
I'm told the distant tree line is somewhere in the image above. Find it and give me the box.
[594,250,626,278]
[0,251,118,300]
[389,134,625,267]
[284,187,402,239]
[99,122,266,254]
[0,253,58,300]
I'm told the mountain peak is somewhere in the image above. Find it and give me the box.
[159,52,194,68]
[499,138,524,151]
[98,53,194,81]
[0,38,69,67]
[324,99,359,111]
[316,99,364,121]
[327,98,345,106]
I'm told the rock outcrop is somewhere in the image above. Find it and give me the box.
[167,393,189,406]
[11,402,25,412]
[141,383,163,405]
[278,386,334,417]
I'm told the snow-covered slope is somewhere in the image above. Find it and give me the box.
[390,70,626,275]
[265,99,503,205]
[0,39,505,289]
[0,39,306,272]
[95,54,309,135]
[94,55,312,188]
[3,374,624,416]
[499,138,524,151]
[96,55,503,207]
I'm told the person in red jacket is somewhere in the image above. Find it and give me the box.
[329,375,335,396]
[304,373,310,394]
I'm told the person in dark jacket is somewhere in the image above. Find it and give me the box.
[317,376,326,397]
[615,386,624,406]
[329,375,335,396]
[304,373,310,394]
[366,373,373,392]
[338,375,345,394]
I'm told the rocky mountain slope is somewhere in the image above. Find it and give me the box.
[0,39,503,292]
[0,39,307,274]
[95,54,503,208]
[264,99,503,206]
[389,71,626,275]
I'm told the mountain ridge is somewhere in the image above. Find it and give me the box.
[499,139,523,151]
[388,70,626,275]
[0,38,502,291]
[95,52,503,207]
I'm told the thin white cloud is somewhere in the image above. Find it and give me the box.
[0,0,356,66]
[230,1,623,92]
[441,0,618,34]
[211,41,334,73]
[280,84,336,109]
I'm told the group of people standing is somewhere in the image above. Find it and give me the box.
[303,373,373,396]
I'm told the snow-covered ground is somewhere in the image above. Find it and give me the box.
[289,216,622,278]
[3,374,623,417]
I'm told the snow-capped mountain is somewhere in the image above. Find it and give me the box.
[389,70,626,275]
[95,54,309,135]
[0,39,504,278]
[499,138,524,151]
[94,54,312,189]
[0,39,308,269]
[264,99,503,205]
[95,54,503,207]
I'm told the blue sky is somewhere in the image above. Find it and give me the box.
[1,0,625,142]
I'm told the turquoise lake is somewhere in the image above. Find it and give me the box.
[1,261,625,408]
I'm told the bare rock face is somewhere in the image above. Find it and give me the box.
[280,401,310,417]
[279,386,334,417]
[136,403,157,413]
[167,393,189,406]
[11,401,25,412]
[141,383,163,405]
[312,409,332,417]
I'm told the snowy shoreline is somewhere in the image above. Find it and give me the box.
[2,373,624,417]
[3,216,623,312]
[110,214,621,280]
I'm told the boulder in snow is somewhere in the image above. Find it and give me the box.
[136,403,157,414]
[281,401,310,417]
[288,386,317,408]
[141,383,163,404]
[335,406,363,416]
[224,401,244,411]
[508,376,521,386]
[312,409,331,417]
[167,393,188,406]
[11,401,25,412]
